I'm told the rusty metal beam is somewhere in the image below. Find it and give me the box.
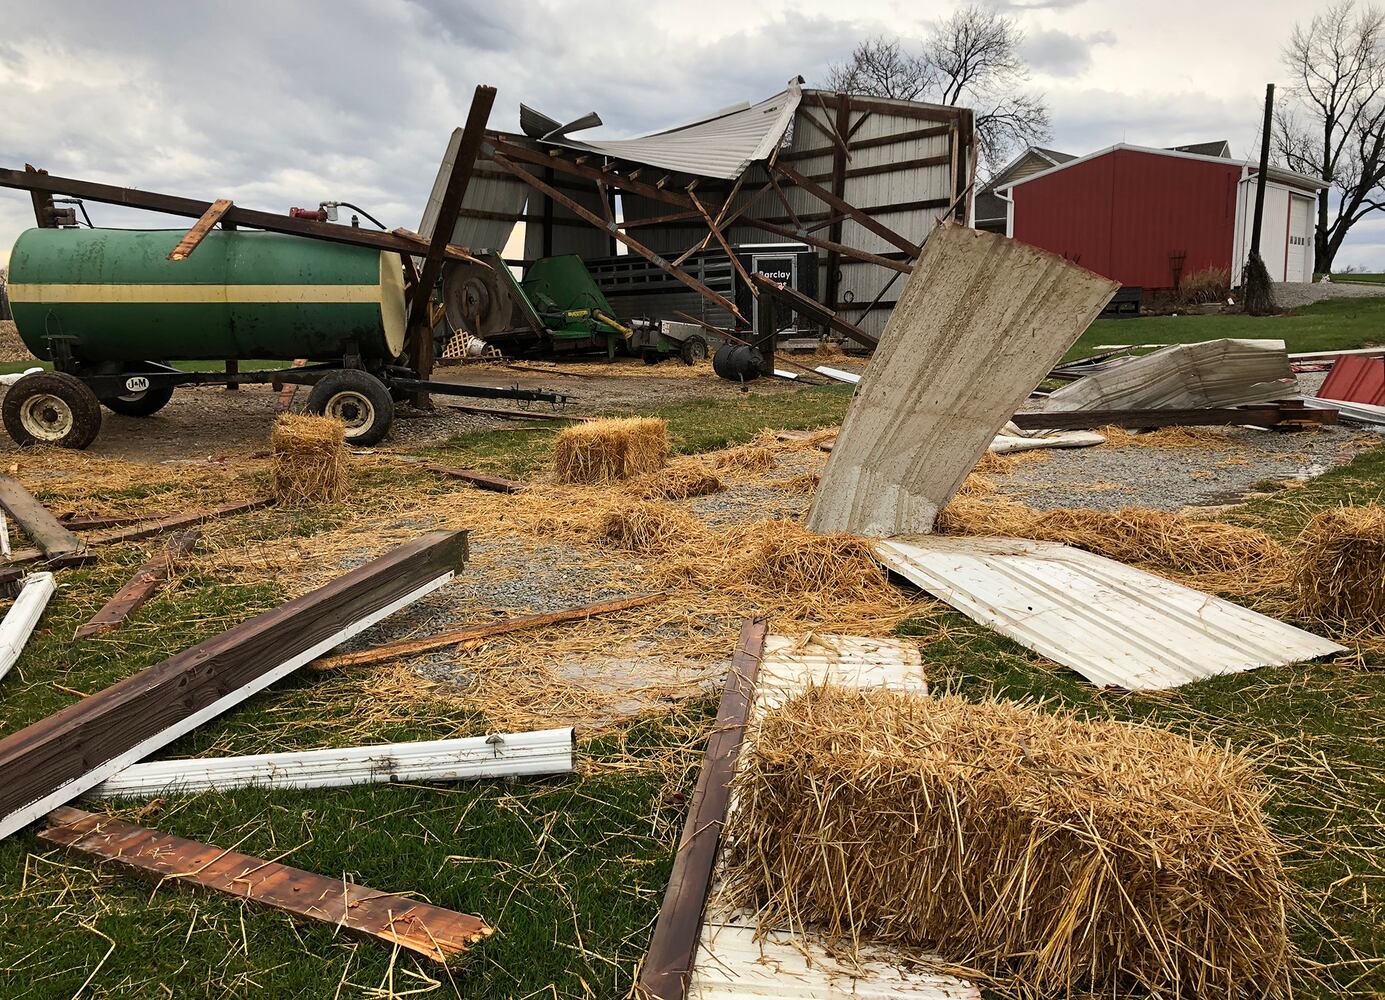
[41,806,491,962]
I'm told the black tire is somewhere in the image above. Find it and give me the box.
[679,335,708,365]
[102,383,175,417]
[642,351,662,365]
[2,371,103,449]
[305,370,394,446]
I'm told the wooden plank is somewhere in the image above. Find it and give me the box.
[400,460,526,493]
[312,591,667,671]
[636,617,768,1000]
[1010,405,1338,431]
[73,531,200,640]
[166,199,232,261]
[40,807,491,962]
[57,512,157,531]
[24,164,57,228]
[0,530,467,840]
[444,403,594,423]
[775,162,921,257]
[750,273,878,349]
[4,497,272,567]
[0,475,83,558]
[688,189,757,298]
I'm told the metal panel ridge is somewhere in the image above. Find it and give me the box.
[874,536,1345,690]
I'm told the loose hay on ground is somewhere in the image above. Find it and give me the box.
[722,687,1292,999]
[624,459,723,500]
[1098,425,1235,449]
[710,444,776,473]
[270,414,348,505]
[553,417,669,483]
[1292,505,1385,630]
[595,501,703,553]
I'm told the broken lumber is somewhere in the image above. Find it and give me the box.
[395,458,526,493]
[4,497,271,567]
[1011,404,1338,431]
[0,530,466,841]
[40,806,491,962]
[0,475,83,558]
[73,531,199,640]
[167,198,232,260]
[89,727,575,798]
[312,591,667,671]
[0,572,55,682]
[637,617,768,1000]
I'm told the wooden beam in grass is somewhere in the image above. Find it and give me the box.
[166,198,232,260]
[0,474,83,558]
[312,591,667,671]
[445,403,595,423]
[0,530,467,840]
[40,806,491,961]
[73,531,200,640]
[637,617,768,1000]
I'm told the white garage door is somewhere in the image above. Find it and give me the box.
[1286,195,1313,282]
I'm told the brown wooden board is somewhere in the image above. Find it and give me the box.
[1010,404,1339,431]
[0,474,83,558]
[167,198,232,261]
[4,497,272,567]
[0,530,467,840]
[313,592,667,671]
[415,464,526,493]
[40,807,491,962]
[636,617,768,1000]
[73,531,200,640]
[444,403,594,423]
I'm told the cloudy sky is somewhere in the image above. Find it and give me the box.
[0,0,1380,269]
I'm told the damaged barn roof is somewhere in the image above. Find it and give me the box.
[518,78,804,180]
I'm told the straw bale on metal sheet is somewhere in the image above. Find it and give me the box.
[722,686,1293,1000]
[806,225,1118,536]
[1041,338,1295,412]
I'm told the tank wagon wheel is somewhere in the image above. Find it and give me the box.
[680,335,709,366]
[305,370,394,447]
[642,351,662,365]
[101,371,175,417]
[2,371,103,449]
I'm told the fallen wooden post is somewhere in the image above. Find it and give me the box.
[0,530,467,840]
[0,475,83,558]
[1010,403,1339,432]
[637,617,768,1000]
[445,403,594,423]
[0,572,55,682]
[57,511,166,531]
[89,727,575,797]
[394,458,525,493]
[73,531,200,640]
[313,591,667,671]
[40,806,492,962]
[4,497,272,567]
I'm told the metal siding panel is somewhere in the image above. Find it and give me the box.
[1318,355,1385,405]
[875,537,1345,690]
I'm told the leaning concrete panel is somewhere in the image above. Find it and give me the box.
[806,225,1117,536]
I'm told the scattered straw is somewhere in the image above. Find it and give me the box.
[711,445,776,473]
[553,417,669,484]
[972,448,1051,474]
[1292,505,1385,630]
[778,472,820,495]
[595,501,702,553]
[270,414,348,505]
[1099,425,1234,449]
[722,687,1293,999]
[624,460,723,500]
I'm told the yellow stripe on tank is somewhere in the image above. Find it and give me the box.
[8,283,385,305]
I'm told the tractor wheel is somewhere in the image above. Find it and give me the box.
[642,351,662,365]
[306,370,394,446]
[679,336,709,365]
[2,371,103,449]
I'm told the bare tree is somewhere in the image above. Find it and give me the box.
[1273,0,1385,273]
[824,7,1050,172]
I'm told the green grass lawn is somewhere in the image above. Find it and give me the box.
[0,385,1381,996]
[1331,273,1385,284]
[1067,295,1385,360]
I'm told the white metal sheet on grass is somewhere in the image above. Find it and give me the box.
[687,633,977,1000]
[874,537,1346,690]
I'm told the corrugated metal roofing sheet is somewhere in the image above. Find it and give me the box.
[419,127,527,252]
[1041,338,1295,412]
[541,82,802,180]
[1317,354,1385,406]
[688,633,977,1000]
[874,536,1345,690]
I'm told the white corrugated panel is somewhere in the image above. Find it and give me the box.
[547,83,801,180]
[874,536,1346,690]
[419,128,527,251]
[687,633,978,999]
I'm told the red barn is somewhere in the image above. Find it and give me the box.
[996,145,1325,289]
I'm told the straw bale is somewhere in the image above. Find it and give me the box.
[270,414,348,505]
[552,417,669,484]
[1292,505,1385,629]
[625,460,723,500]
[938,495,1287,580]
[723,687,1292,999]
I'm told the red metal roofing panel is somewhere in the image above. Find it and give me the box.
[1011,148,1241,288]
[1318,355,1385,405]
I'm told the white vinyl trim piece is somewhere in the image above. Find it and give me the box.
[1301,395,1385,426]
[875,538,1345,690]
[0,572,454,841]
[813,365,861,384]
[0,572,55,682]
[88,727,574,798]
[688,633,978,1000]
